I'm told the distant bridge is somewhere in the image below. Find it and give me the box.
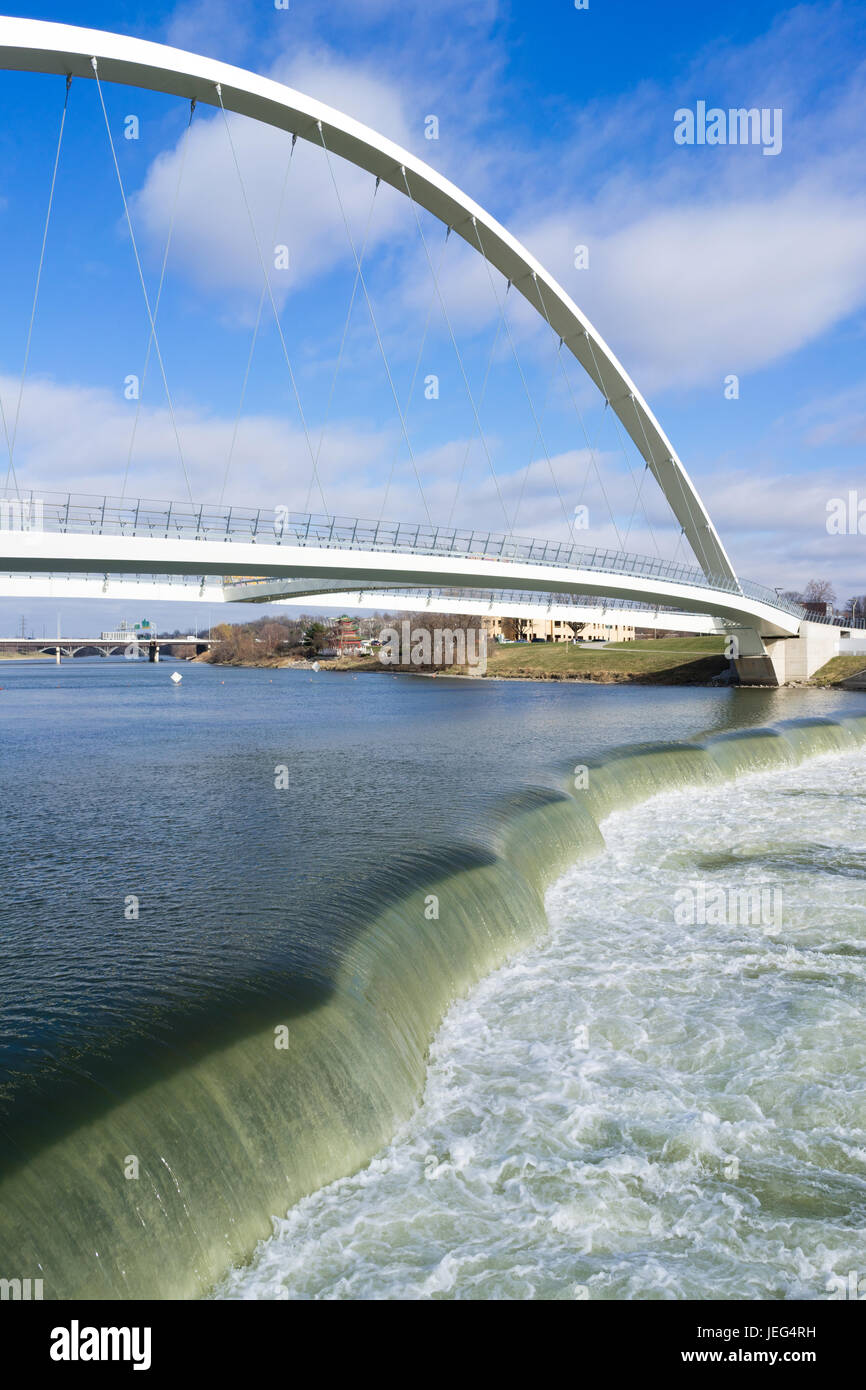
[0,632,213,661]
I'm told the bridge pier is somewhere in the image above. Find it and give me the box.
[734,621,841,686]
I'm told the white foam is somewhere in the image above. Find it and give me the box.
[217,747,866,1301]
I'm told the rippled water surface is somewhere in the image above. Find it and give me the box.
[218,747,866,1300]
[3,659,852,1087]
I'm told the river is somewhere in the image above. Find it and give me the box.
[0,658,863,1298]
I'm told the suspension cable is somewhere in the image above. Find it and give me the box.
[446,303,505,529]
[215,84,327,514]
[379,222,449,526]
[307,173,380,516]
[399,167,512,537]
[470,221,573,539]
[0,392,11,495]
[507,343,562,537]
[93,59,194,506]
[221,131,297,507]
[317,130,432,528]
[3,74,72,497]
[617,394,673,556]
[580,326,662,559]
[626,393,714,575]
[123,97,197,503]
[531,277,625,551]
[606,399,662,557]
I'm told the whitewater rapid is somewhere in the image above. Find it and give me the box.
[218,746,866,1300]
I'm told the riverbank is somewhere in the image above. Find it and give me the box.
[808,653,866,687]
[200,636,866,688]
[478,637,729,684]
[202,636,730,684]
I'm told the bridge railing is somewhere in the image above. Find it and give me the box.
[2,488,858,626]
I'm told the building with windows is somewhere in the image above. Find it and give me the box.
[482,615,635,644]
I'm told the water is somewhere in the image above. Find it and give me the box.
[3,659,841,1081]
[1,658,864,1298]
[218,748,866,1301]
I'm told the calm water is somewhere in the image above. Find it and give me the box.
[1,658,864,1297]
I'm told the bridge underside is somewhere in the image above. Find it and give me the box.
[0,566,846,684]
[0,571,724,632]
[0,531,802,637]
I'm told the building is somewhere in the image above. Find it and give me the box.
[482,615,635,643]
[100,619,139,641]
[333,615,362,654]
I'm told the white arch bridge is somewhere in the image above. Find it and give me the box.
[0,488,850,681]
[0,19,853,684]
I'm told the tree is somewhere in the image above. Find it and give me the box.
[846,595,866,626]
[501,616,528,641]
[802,579,836,606]
[258,620,290,651]
[301,621,330,655]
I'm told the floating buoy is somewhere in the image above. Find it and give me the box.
[170,671,183,684]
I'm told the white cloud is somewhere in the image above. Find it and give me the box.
[131,51,415,309]
[513,184,866,393]
[4,372,865,595]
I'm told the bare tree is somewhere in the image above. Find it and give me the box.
[501,616,528,641]
[846,595,866,625]
[802,579,836,605]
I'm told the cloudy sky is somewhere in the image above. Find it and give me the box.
[0,0,864,633]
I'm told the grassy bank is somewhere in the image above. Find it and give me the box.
[318,635,730,684]
[481,636,729,683]
[807,654,866,687]
[202,634,866,688]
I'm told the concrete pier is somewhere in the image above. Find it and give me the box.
[735,621,843,685]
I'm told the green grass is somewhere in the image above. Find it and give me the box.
[328,635,730,684]
[808,654,866,687]
[603,635,727,653]
[484,638,728,683]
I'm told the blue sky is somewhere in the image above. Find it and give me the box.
[1,0,865,634]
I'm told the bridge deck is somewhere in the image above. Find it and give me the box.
[0,488,822,636]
